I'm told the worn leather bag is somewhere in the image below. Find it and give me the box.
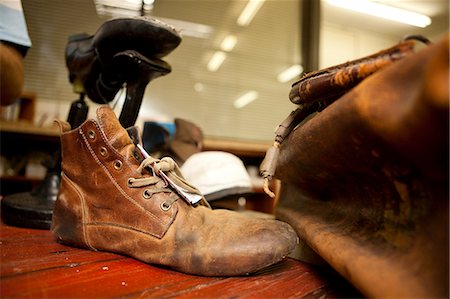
[262,35,449,298]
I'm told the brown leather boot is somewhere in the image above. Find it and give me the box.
[51,106,297,276]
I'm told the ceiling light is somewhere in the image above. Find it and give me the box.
[237,0,266,26]
[277,65,303,83]
[234,91,258,109]
[207,51,227,72]
[326,0,431,28]
[220,35,237,52]
[125,0,154,4]
[95,0,153,17]
[157,17,213,39]
[194,82,204,92]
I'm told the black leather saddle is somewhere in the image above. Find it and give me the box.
[65,17,182,126]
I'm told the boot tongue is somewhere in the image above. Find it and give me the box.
[96,106,134,157]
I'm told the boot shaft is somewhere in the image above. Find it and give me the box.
[54,106,177,240]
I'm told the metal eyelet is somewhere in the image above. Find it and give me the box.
[127,178,134,187]
[100,147,108,157]
[143,189,151,199]
[88,130,96,139]
[160,202,171,211]
[113,160,122,170]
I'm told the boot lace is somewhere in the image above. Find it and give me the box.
[127,156,208,210]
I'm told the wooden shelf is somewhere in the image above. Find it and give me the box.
[0,121,60,157]
[0,122,272,158]
[0,123,274,211]
[203,137,271,158]
[0,120,59,137]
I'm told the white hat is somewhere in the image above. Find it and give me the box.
[180,151,253,201]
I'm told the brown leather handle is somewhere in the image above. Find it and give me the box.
[289,40,416,106]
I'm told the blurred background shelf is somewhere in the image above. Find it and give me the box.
[0,121,275,213]
[0,120,59,137]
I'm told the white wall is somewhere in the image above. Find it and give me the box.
[319,22,400,69]
[30,23,406,130]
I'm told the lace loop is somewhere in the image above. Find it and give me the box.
[128,155,209,210]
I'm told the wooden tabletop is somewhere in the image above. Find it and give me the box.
[0,220,359,298]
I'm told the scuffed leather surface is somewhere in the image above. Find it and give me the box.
[289,40,415,106]
[275,35,449,297]
[55,107,179,239]
[52,106,298,276]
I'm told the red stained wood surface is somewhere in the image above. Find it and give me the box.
[0,221,359,298]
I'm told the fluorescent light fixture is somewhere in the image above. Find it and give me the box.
[95,0,154,17]
[234,91,258,109]
[125,0,154,4]
[237,0,266,26]
[194,82,204,92]
[326,0,431,28]
[220,35,237,52]
[277,65,304,83]
[157,17,213,39]
[207,51,227,72]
